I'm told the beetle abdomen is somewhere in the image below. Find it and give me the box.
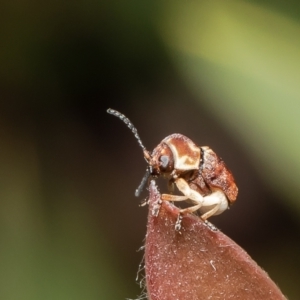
[200,147,238,203]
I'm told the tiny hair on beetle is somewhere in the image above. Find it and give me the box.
[107,108,238,222]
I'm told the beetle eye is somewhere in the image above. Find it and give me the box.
[160,155,169,168]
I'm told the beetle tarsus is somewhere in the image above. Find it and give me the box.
[175,214,183,231]
[204,220,218,232]
[152,199,162,217]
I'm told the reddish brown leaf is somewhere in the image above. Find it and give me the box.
[145,181,286,300]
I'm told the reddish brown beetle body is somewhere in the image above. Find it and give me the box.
[107,109,238,221]
[147,134,238,219]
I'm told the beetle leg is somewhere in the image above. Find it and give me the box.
[179,203,204,215]
[200,190,228,220]
[175,178,205,204]
[162,179,228,221]
[162,178,197,202]
[161,194,188,201]
[161,193,203,214]
[200,203,221,221]
[173,178,228,220]
[172,177,205,214]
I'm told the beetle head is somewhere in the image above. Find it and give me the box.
[107,109,199,196]
[107,108,177,196]
[144,143,174,178]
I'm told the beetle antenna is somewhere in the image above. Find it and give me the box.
[107,108,146,151]
[135,168,150,197]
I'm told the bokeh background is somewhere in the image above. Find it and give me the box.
[1,0,300,299]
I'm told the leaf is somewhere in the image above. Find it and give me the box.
[145,181,286,300]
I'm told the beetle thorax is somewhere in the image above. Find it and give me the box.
[163,134,200,171]
[146,134,201,178]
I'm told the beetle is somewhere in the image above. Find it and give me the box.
[107,108,238,221]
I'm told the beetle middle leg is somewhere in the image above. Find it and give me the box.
[162,178,228,222]
[162,178,205,213]
[198,190,228,220]
[200,203,221,221]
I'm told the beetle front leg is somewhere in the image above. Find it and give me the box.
[175,178,204,202]
[161,194,188,201]
[198,190,229,220]
[162,177,202,203]
[174,178,205,214]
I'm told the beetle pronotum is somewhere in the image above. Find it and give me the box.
[107,108,238,221]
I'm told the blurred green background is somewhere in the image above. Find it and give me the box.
[0,0,300,299]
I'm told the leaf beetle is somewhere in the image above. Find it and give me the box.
[107,108,238,221]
